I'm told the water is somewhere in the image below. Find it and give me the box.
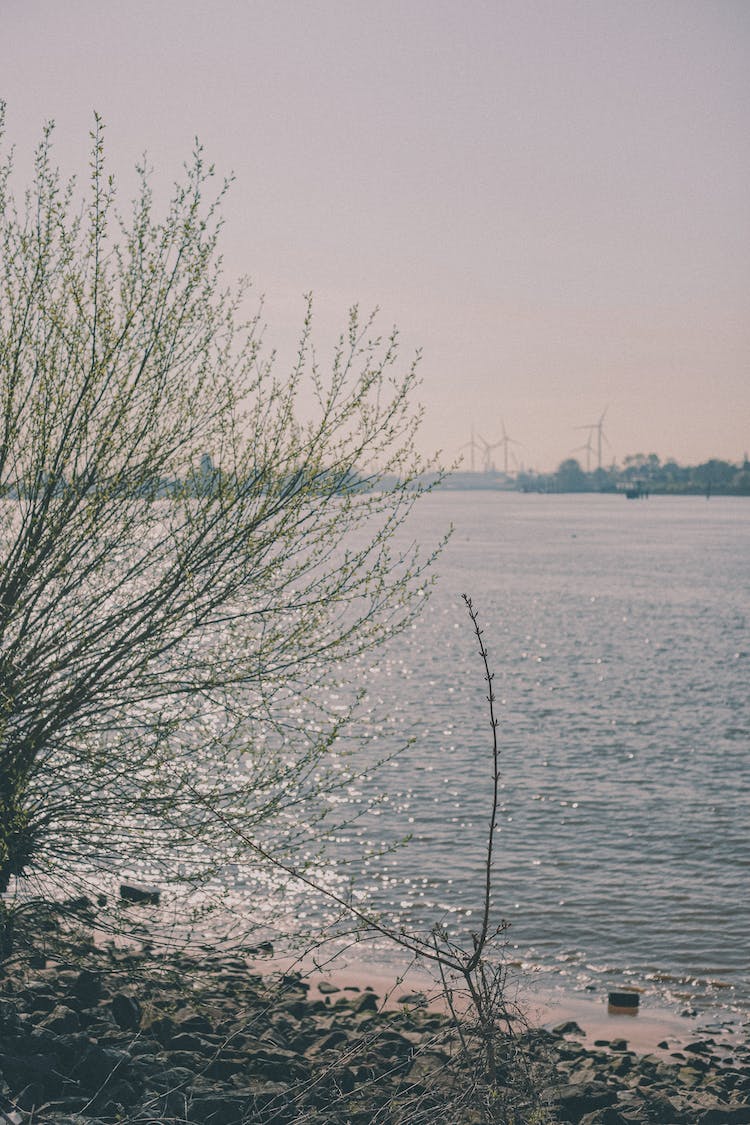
[331,492,750,1019]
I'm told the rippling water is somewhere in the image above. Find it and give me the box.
[333,492,749,1018]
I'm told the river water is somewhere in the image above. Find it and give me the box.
[328,492,750,1021]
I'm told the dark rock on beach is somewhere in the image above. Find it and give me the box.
[0,920,748,1124]
[118,883,161,905]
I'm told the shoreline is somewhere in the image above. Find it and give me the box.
[287,955,746,1058]
[1,911,749,1123]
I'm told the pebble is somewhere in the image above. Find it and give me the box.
[0,918,748,1124]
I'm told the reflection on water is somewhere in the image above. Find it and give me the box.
[135,493,750,1020]
[321,494,750,1018]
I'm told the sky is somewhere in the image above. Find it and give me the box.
[2,0,748,472]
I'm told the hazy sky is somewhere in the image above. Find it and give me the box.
[2,0,748,471]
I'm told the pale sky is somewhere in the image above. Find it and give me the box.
[2,0,748,471]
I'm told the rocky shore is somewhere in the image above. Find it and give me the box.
[0,909,749,1123]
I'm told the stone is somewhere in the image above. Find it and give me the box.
[608,1055,634,1077]
[678,1066,705,1087]
[111,992,142,1030]
[147,1065,197,1092]
[204,1055,247,1081]
[543,1080,619,1122]
[62,895,93,913]
[169,1031,210,1052]
[73,969,102,1006]
[0,998,20,1031]
[147,1014,176,1043]
[75,1044,132,1090]
[304,1029,350,1056]
[554,1020,586,1036]
[246,940,274,956]
[187,1093,250,1124]
[351,990,379,1014]
[15,1082,46,1112]
[27,992,56,1015]
[176,1011,214,1035]
[119,882,160,905]
[697,1108,750,1125]
[397,991,427,1006]
[579,1109,630,1125]
[39,1005,80,1034]
[248,1045,307,1082]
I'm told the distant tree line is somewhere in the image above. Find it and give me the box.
[516,453,750,495]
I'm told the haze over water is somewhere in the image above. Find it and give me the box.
[343,492,749,1019]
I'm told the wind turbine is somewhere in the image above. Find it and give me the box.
[475,432,503,473]
[459,425,482,473]
[574,407,611,470]
[496,419,522,475]
[571,432,594,472]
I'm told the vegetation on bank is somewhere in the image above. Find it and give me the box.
[0,106,441,939]
[516,453,750,496]
[377,454,750,496]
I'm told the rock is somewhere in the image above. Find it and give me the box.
[75,1044,132,1090]
[372,1030,413,1061]
[608,1055,634,1078]
[396,990,427,1006]
[187,1093,250,1124]
[176,1011,214,1035]
[554,1020,586,1036]
[111,992,142,1029]
[305,1029,350,1056]
[0,1094,24,1125]
[15,1082,46,1112]
[147,1014,176,1043]
[248,1046,307,1082]
[579,1109,631,1125]
[697,1108,750,1125]
[678,1066,705,1087]
[278,997,309,1020]
[119,882,160,905]
[62,895,94,914]
[169,1031,210,1052]
[0,998,20,1031]
[39,1004,80,1034]
[246,940,274,956]
[351,990,379,1014]
[318,981,340,994]
[543,1081,619,1122]
[5,927,750,1125]
[635,1090,684,1122]
[147,1065,197,1092]
[73,968,102,1006]
[23,988,56,1015]
[608,991,639,1009]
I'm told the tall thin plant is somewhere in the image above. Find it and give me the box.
[201,595,541,1121]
